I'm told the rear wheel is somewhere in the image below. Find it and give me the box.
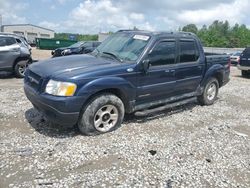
[78,94,125,136]
[198,78,219,105]
[14,61,28,78]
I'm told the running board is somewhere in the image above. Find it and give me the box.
[134,97,197,116]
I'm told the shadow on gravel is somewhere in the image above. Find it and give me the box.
[25,108,79,138]
[124,101,198,124]
[25,101,198,137]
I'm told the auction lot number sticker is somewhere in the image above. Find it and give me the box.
[133,35,150,41]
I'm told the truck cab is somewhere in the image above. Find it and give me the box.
[24,30,230,135]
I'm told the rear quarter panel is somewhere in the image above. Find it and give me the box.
[201,55,230,88]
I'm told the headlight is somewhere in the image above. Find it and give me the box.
[45,80,77,96]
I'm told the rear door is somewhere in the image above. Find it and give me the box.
[174,39,204,95]
[0,37,20,69]
[136,39,177,104]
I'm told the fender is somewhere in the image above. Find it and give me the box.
[200,64,225,88]
[76,76,137,111]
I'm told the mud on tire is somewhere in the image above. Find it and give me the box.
[78,93,125,136]
[198,78,219,106]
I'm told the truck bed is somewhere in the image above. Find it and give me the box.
[206,54,230,67]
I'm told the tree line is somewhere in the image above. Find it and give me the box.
[182,20,250,48]
[55,20,250,48]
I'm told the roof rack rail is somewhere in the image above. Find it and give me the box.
[179,31,194,35]
[117,29,134,32]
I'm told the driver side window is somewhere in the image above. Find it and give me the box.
[148,41,176,66]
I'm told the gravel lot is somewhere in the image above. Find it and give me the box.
[0,64,249,187]
[31,48,52,60]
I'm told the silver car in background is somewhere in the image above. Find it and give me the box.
[0,33,32,77]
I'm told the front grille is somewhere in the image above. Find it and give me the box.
[54,49,63,57]
[25,69,43,91]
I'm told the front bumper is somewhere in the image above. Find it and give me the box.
[237,65,250,71]
[24,84,86,126]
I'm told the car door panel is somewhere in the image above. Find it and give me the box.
[174,39,203,95]
[136,39,177,104]
[0,44,20,69]
[175,62,204,94]
[137,65,176,103]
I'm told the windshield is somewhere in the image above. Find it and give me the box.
[233,52,241,56]
[70,41,85,48]
[93,32,150,62]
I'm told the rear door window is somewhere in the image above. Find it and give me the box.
[0,37,16,46]
[179,40,199,63]
[0,37,6,46]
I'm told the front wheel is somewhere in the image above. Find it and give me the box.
[78,94,125,136]
[198,78,219,105]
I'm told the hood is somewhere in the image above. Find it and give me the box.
[29,54,120,78]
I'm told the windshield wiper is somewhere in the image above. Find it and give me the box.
[102,52,123,63]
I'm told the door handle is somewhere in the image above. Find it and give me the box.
[165,70,175,73]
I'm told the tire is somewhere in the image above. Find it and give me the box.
[78,93,125,136]
[14,61,28,78]
[198,78,219,106]
[242,70,249,78]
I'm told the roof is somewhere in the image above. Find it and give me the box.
[0,32,26,39]
[1,24,54,32]
[117,29,196,38]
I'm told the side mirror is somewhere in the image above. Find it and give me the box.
[142,59,150,74]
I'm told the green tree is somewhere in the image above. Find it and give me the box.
[182,20,250,48]
[182,24,198,34]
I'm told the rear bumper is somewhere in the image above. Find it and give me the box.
[24,84,86,126]
[238,65,250,71]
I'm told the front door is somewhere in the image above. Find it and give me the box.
[0,37,20,69]
[136,39,177,104]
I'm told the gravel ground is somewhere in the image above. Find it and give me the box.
[31,48,52,60]
[0,67,249,187]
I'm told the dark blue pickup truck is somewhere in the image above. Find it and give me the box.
[238,47,250,77]
[24,30,230,135]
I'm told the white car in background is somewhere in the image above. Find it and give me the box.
[230,52,241,65]
[0,33,32,77]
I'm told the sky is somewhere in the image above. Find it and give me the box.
[0,0,250,34]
